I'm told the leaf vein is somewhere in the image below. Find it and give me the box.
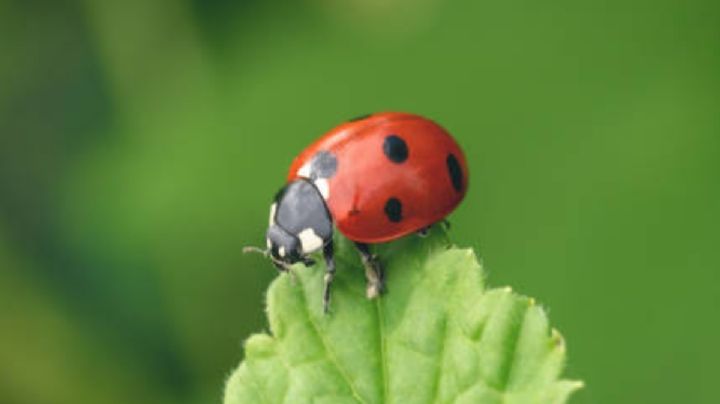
[427,317,449,404]
[297,278,367,404]
[375,298,389,404]
[274,345,293,404]
[499,305,529,391]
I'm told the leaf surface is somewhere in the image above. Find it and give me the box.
[225,231,582,404]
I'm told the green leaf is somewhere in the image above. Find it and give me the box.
[224,229,582,404]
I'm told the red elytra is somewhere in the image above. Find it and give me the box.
[287,112,468,243]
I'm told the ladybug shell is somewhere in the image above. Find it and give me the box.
[287,112,468,244]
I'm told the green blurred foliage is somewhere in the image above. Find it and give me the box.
[0,0,718,403]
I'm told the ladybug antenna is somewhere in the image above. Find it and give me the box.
[242,246,269,256]
[244,245,296,274]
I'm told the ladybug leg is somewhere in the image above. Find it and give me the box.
[354,242,385,299]
[322,241,336,314]
[271,260,297,283]
[271,260,290,274]
[440,219,451,230]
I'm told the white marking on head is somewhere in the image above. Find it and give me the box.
[278,246,286,257]
[314,178,330,199]
[297,162,312,179]
[268,203,277,225]
[298,228,324,253]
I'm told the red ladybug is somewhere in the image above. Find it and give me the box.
[247,112,468,312]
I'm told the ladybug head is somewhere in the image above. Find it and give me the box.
[247,179,333,271]
[265,225,304,267]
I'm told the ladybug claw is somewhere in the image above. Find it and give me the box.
[272,260,297,283]
[366,281,384,299]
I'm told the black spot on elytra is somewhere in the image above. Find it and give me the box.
[447,153,463,192]
[348,113,372,122]
[310,151,338,179]
[384,198,403,222]
[383,135,408,163]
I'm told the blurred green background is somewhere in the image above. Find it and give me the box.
[1,0,718,403]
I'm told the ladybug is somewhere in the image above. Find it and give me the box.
[246,112,468,313]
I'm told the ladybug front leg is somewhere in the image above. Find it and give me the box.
[354,242,385,299]
[322,241,336,314]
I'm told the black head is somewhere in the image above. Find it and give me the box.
[265,179,333,267]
